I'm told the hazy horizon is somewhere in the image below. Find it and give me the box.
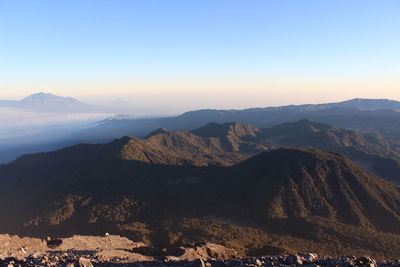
[1,0,400,113]
[4,91,400,117]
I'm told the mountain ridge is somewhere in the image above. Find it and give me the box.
[7,119,400,183]
[79,98,400,143]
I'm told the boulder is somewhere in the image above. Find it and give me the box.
[78,257,93,267]
[166,243,238,261]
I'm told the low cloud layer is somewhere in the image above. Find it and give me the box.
[0,107,111,141]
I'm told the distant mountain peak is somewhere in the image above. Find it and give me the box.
[146,128,169,138]
[112,98,129,105]
[347,98,394,102]
[297,118,313,123]
[288,118,332,128]
[261,119,339,140]
[27,92,48,97]
[334,98,400,110]
[21,92,81,103]
[9,92,95,113]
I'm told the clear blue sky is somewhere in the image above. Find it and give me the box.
[1,0,400,110]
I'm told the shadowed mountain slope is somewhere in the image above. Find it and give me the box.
[230,148,400,232]
[2,145,400,258]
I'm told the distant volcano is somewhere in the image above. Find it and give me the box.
[0,92,95,113]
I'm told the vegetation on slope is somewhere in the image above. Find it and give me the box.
[2,145,400,258]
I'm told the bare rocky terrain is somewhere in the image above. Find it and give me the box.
[0,234,399,266]
[0,234,239,266]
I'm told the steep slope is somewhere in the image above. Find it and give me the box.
[2,147,400,258]
[229,148,400,232]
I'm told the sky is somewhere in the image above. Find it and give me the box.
[1,0,400,112]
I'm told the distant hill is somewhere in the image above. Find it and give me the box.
[191,120,400,184]
[0,92,95,113]
[2,147,400,258]
[257,119,400,159]
[77,98,400,142]
[329,98,400,110]
[251,119,400,184]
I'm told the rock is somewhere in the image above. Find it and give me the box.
[78,257,93,267]
[302,253,317,262]
[66,263,75,267]
[95,249,154,262]
[46,238,63,248]
[294,255,303,265]
[355,256,376,267]
[255,259,263,266]
[58,235,144,251]
[166,243,237,261]
[105,232,110,237]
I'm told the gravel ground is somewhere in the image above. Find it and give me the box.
[0,234,399,266]
[1,254,400,266]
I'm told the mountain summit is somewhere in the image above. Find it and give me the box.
[0,92,94,113]
[20,92,81,105]
[334,98,400,110]
[18,92,93,112]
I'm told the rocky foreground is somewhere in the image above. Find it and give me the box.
[0,234,398,267]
